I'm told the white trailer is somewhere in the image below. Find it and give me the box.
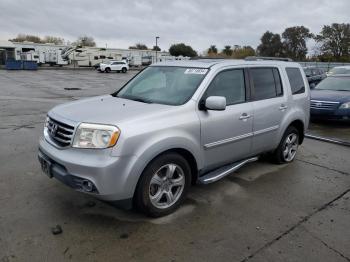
[13,42,68,66]
[65,47,123,67]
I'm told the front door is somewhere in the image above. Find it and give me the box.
[197,68,253,171]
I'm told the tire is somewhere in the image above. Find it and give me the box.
[122,67,127,73]
[134,153,191,217]
[105,67,111,73]
[272,126,299,164]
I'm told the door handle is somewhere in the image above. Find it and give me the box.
[279,104,288,111]
[239,113,251,120]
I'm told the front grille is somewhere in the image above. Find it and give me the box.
[47,117,75,147]
[310,100,340,110]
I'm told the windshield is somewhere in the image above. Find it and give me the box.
[328,67,350,75]
[315,77,350,91]
[115,66,208,105]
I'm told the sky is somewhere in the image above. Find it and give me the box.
[0,0,349,54]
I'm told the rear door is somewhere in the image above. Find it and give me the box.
[111,62,122,71]
[249,67,289,154]
[197,68,253,170]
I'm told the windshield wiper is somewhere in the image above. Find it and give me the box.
[116,95,153,104]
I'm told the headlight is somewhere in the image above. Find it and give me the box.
[44,116,49,129]
[72,123,120,149]
[339,102,350,109]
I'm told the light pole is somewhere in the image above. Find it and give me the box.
[155,36,159,63]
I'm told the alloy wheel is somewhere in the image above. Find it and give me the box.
[283,133,298,162]
[149,163,185,209]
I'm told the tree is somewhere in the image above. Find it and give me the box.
[282,26,312,61]
[222,45,233,56]
[315,23,350,61]
[257,31,284,57]
[208,45,218,55]
[152,45,161,51]
[129,43,148,50]
[73,36,96,47]
[169,43,197,57]
[43,36,64,45]
[10,34,42,43]
[232,45,256,59]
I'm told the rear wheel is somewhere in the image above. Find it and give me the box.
[272,126,299,164]
[105,67,111,73]
[134,153,191,217]
[122,67,127,73]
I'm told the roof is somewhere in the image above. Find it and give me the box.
[152,59,301,69]
[0,40,15,48]
[329,74,350,77]
[332,65,350,69]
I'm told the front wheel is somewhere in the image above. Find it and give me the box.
[105,67,111,73]
[134,153,191,217]
[121,67,127,73]
[272,126,299,164]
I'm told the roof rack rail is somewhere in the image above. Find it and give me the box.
[190,56,230,60]
[245,56,293,62]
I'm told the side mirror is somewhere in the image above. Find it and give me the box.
[205,96,226,111]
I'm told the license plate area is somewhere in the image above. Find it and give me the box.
[39,152,53,178]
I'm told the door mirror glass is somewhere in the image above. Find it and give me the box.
[205,96,226,110]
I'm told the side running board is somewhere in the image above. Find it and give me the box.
[198,157,259,184]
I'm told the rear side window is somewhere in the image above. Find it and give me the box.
[205,69,246,105]
[250,68,282,100]
[286,68,305,94]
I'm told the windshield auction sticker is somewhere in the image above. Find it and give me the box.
[184,68,208,75]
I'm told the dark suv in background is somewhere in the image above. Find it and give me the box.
[303,67,327,88]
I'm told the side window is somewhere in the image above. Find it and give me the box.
[250,68,280,100]
[286,68,305,95]
[273,68,283,96]
[205,69,246,105]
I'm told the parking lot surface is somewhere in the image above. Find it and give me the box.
[0,70,349,262]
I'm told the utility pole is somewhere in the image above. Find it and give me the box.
[155,36,159,63]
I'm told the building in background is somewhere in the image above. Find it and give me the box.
[0,41,15,65]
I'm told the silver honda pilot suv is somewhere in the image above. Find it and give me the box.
[38,59,310,217]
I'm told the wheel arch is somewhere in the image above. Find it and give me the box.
[288,119,305,144]
[138,147,199,186]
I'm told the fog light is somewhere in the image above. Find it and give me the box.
[82,180,94,192]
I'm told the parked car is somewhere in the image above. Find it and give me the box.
[99,60,129,73]
[303,67,327,88]
[310,74,350,121]
[93,63,101,70]
[326,66,350,76]
[38,59,310,217]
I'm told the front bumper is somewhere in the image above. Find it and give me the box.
[310,108,350,120]
[38,137,142,203]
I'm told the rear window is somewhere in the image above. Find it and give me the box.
[286,68,305,94]
[250,68,283,100]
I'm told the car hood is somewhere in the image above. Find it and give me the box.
[310,89,350,103]
[49,95,174,125]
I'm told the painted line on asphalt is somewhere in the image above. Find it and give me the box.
[305,133,350,147]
